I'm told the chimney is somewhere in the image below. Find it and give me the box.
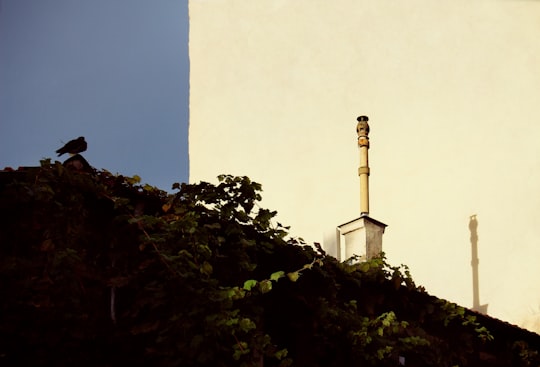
[357,116,370,215]
[335,116,387,262]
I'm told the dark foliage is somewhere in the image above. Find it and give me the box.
[0,161,538,366]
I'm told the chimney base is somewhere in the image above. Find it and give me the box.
[337,215,387,262]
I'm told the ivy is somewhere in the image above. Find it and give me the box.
[0,163,537,366]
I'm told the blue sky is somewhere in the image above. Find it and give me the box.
[0,0,189,190]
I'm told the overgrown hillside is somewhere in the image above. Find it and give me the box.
[0,161,538,366]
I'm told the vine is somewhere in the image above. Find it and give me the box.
[0,162,537,366]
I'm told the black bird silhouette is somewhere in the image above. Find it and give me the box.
[56,136,87,156]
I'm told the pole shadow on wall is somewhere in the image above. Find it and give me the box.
[469,214,488,314]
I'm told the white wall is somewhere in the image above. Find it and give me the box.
[189,0,540,332]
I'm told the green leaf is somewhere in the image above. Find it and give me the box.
[259,279,272,293]
[232,341,249,360]
[359,261,370,272]
[225,287,246,300]
[287,271,300,282]
[243,279,258,291]
[275,348,288,360]
[125,175,141,185]
[239,317,256,332]
[270,270,285,282]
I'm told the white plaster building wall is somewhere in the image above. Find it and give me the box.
[189,0,540,332]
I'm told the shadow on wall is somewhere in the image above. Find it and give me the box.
[469,214,488,314]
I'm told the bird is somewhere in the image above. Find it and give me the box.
[56,136,87,156]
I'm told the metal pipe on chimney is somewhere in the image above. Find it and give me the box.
[356,116,370,215]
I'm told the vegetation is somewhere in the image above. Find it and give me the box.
[0,160,538,366]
